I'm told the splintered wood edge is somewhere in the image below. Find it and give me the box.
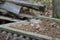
[0,16,20,21]
[0,22,60,40]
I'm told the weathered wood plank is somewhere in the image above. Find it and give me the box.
[0,20,60,40]
[5,0,45,11]
[0,22,53,40]
[53,0,60,18]
[0,16,20,21]
[36,16,60,23]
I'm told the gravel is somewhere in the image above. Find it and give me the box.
[0,30,38,40]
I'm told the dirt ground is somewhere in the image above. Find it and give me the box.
[10,19,60,38]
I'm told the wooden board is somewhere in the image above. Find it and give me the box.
[0,16,20,21]
[0,21,60,40]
